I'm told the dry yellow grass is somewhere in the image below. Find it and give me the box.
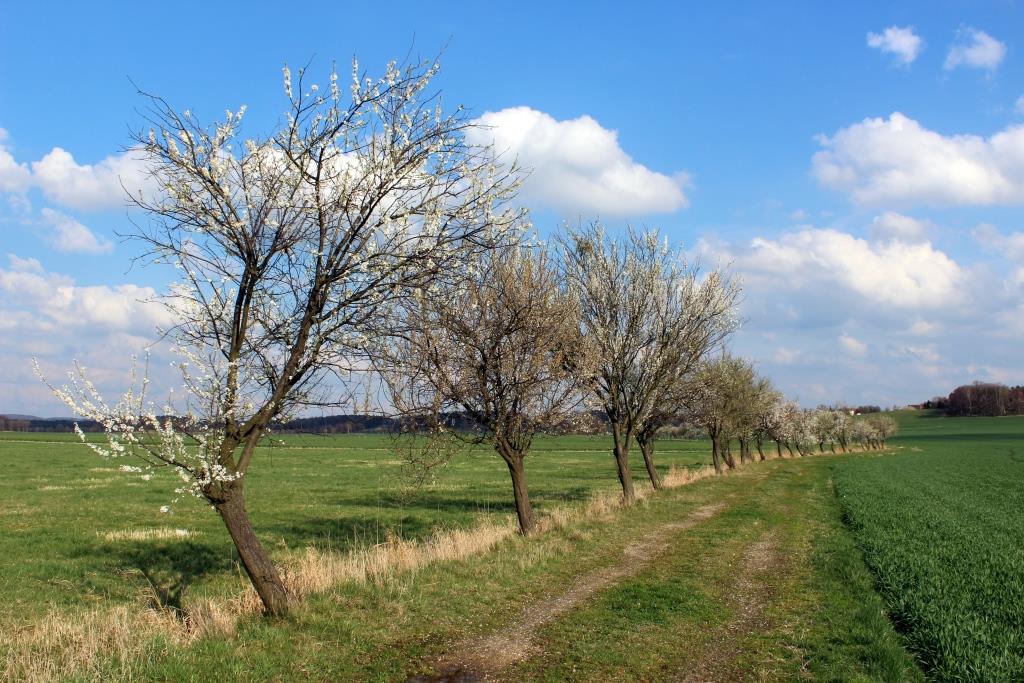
[1,604,185,682]
[276,518,518,602]
[661,464,717,488]
[97,527,198,542]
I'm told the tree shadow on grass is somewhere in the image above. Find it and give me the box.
[93,542,231,611]
[259,485,597,551]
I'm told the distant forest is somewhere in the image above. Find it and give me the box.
[0,411,608,435]
[0,414,400,434]
[924,382,1024,417]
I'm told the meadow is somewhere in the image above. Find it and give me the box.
[0,412,1020,680]
[0,432,711,627]
[833,412,1024,680]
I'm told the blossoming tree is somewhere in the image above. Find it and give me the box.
[37,57,524,616]
[559,224,738,501]
[381,245,581,534]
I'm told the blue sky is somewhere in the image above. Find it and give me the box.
[2,1,1023,414]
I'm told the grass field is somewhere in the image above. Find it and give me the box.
[833,412,1024,680]
[0,432,711,628]
[0,412,1019,680]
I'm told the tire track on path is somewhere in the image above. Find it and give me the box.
[407,501,726,683]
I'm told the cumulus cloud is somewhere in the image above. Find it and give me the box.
[739,227,964,309]
[467,106,689,216]
[39,208,113,254]
[974,224,1024,288]
[0,128,32,194]
[839,333,868,356]
[945,27,1006,71]
[867,26,923,65]
[813,112,1024,206]
[0,128,153,212]
[31,147,151,212]
[0,255,179,415]
[870,212,931,242]
[698,224,1021,407]
[973,223,1024,260]
[0,254,170,333]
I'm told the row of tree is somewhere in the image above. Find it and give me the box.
[35,57,897,617]
[687,358,898,472]
[926,382,1024,417]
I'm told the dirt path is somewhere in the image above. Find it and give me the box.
[675,529,782,682]
[407,502,726,682]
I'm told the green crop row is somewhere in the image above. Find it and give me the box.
[834,433,1024,680]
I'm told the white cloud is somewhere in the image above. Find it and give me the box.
[898,344,940,363]
[972,226,1024,322]
[6,254,44,274]
[839,333,868,356]
[0,128,154,212]
[0,254,170,332]
[907,319,939,336]
[39,208,113,254]
[739,227,964,309]
[0,128,32,194]
[945,27,1006,71]
[974,223,1024,264]
[0,255,178,414]
[813,112,1024,206]
[772,347,802,364]
[699,224,1021,408]
[870,211,931,242]
[467,106,689,216]
[867,26,923,65]
[31,147,151,212]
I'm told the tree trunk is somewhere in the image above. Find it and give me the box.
[638,435,662,490]
[611,423,635,503]
[710,433,724,474]
[504,454,534,535]
[775,440,783,458]
[756,437,766,461]
[739,438,752,464]
[723,440,737,469]
[785,442,794,457]
[215,484,289,617]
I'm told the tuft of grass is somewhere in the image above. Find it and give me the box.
[97,527,199,542]
[661,463,717,488]
[0,604,186,682]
